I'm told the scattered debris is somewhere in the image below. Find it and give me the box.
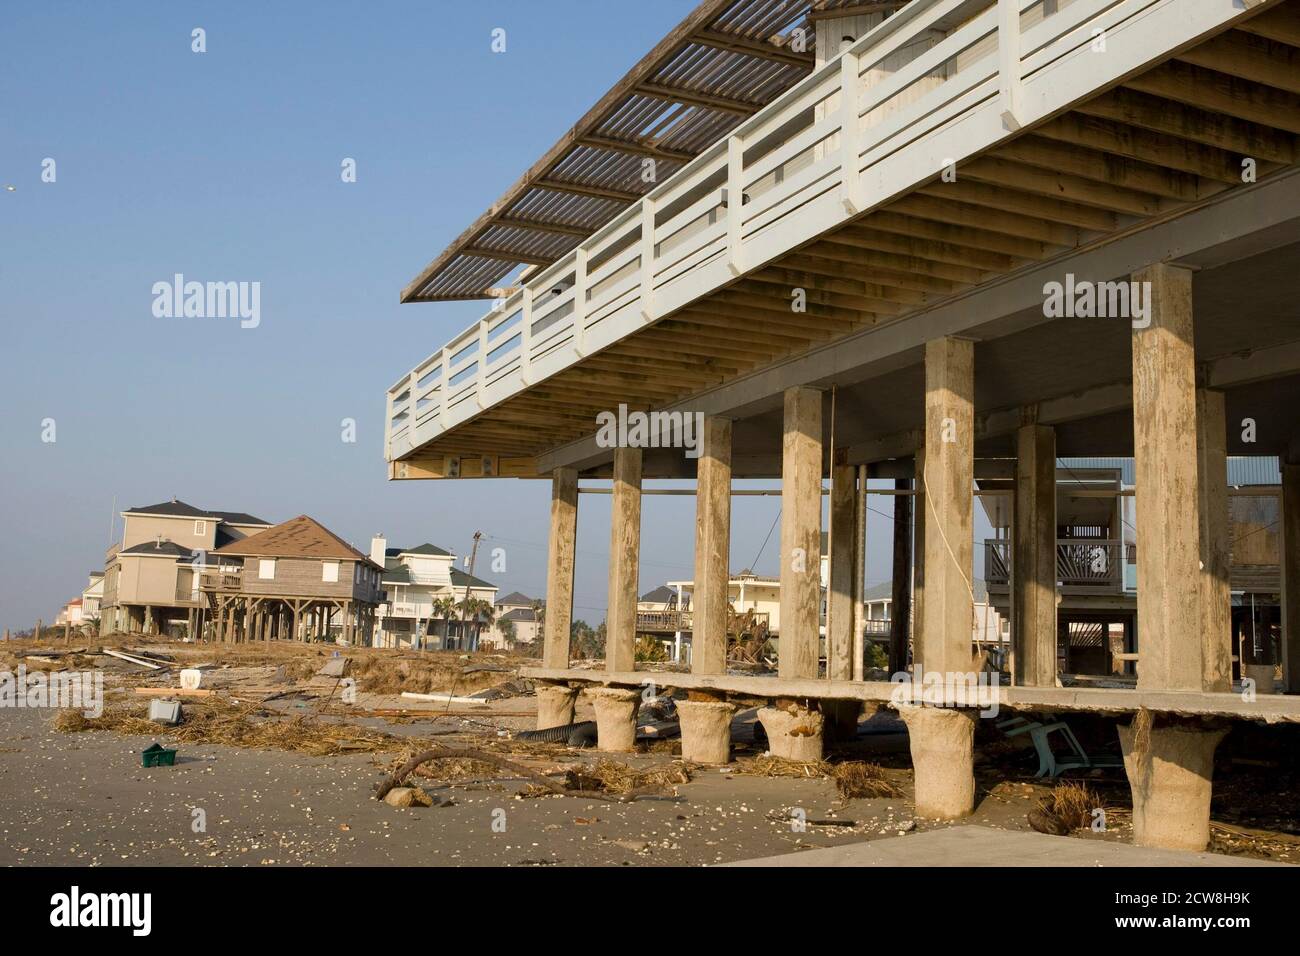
[831,761,901,800]
[103,649,164,671]
[147,699,183,726]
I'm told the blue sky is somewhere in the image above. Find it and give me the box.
[0,1,934,631]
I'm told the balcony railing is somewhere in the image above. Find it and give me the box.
[200,571,243,591]
[984,539,1127,591]
[637,609,692,633]
[385,0,1239,463]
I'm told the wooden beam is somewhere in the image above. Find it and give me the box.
[779,385,823,681]
[462,245,556,267]
[693,29,812,67]
[638,82,760,116]
[1124,62,1300,136]
[1177,29,1300,96]
[544,468,578,668]
[692,418,732,676]
[535,178,643,203]
[494,216,592,238]
[1036,112,1244,185]
[994,135,1204,201]
[606,448,643,673]
[888,193,1082,247]
[918,180,1118,233]
[576,134,695,162]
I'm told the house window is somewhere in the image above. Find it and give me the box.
[258,559,276,580]
[194,520,206,536]
[322,561,339,583]
[354,564,361,584]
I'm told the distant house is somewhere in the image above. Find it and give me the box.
[81,572,103,621]
[482,591,541,650]
[370,535,497,650]
[55,598,83,627]
[202,515,384,645]
[99,498,272,636]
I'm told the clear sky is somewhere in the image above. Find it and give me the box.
[0,1,986,632]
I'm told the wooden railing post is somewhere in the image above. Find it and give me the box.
[839,49,865,213]
[439,348,450,422]
[998,0,1023,130]
[476,319,489,409]
[639,200,656,321]
[726,134,744,276]
[520,286,533,385]
[574,246,588,355]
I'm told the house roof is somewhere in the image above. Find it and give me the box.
[381,561,413,584]
[387,543,453,557]
[498,607,537,623]
[640,584,677,604]
[400,0,870,302]
[212,515,379,566]
[496,591,535,607]
[123,499,269,525]
[450,567,496,590]
[120,540,198,559]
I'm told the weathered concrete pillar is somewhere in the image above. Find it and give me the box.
[779,386,823,680]
[758,702,824,761]
[586,686,641,752]
[1132,263,1201,691]
[828,460,859,681]
[899,705,976,819]
[692,417,732,676]
[1196,388,1232,692]
[921,336,975,676]
[1013,418,1057,686]
[1284,463,1300,693]
[543,467,578,670]
[676,697,736,764]
[912,441,927,667]
[535,682,580,730]
[1118,718,1227,851]
[606,447,643,673]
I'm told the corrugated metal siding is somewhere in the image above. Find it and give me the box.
[1059,457,1280,487]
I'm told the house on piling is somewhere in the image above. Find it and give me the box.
[201,515,384,645]
[98,499,271,637]
[383,0,1300,850]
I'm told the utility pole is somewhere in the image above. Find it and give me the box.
[457,531,483,651]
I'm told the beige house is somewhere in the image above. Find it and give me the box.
[371,536,497,650]
[482,591,541,650]
[203,515,384,645]
[99,499,271,636]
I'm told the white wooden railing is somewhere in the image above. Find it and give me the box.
[386,0,1259,461]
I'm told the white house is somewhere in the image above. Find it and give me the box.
[371,535,497,650]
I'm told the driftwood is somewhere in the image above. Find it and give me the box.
[374,745,661,803]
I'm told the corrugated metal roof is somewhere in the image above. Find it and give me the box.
[1059,457,1281,487]
[402,1,908,302]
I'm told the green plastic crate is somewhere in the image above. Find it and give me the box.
[141,743,177,768]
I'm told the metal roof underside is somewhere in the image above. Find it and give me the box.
[402,0,908,302]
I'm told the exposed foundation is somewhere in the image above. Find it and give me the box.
[757,703,824,762]
[1118,719,1227,851]
[535,682,580,730]
[586,686,641,752]
[676,699,736,764]
[900,705,977,820]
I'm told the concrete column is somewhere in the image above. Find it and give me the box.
[1196,388,1232,692]
[543,467,578,670]
[692,417,732,676]
[676,698,736,764]
[536,682,579,730]
[1013,420,1057,687]
[1118,718,1227,851]
[779,385,823,680]
[606,447,642,673]
[900,706,976,820]
[757,703,825,761]
[1284,463,1300,692]
[1132,263,1201,691]
[921,336,975,676]
[586,686,641,752]
[828,461,858,681]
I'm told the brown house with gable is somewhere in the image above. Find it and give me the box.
[202,515,384,645]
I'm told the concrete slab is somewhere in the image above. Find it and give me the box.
[725,825,1290,867]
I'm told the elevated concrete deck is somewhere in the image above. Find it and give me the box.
[521,666,1300,722]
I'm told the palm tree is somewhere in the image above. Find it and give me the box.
[429,596,457,649]
[457,597,495,651]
